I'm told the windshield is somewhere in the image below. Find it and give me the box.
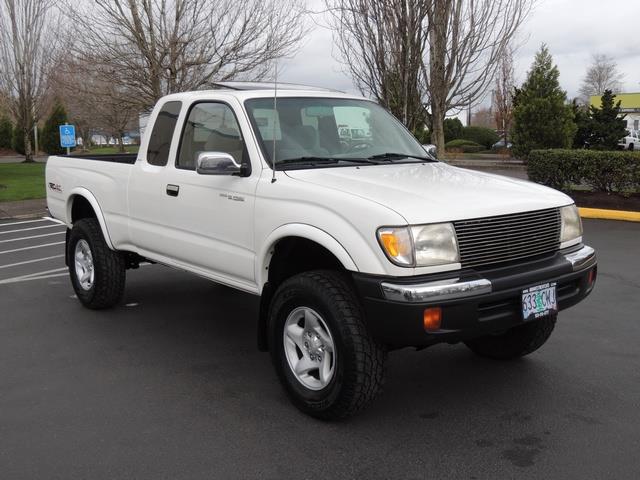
[244,97,432,168]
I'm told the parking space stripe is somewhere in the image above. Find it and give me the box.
[0,224,65,235]
[0,231,65,243]
[0,242,65,255]
[0,254,65,269]
[0,218,50,227]
[0,272,68,285]
[41,216,66,225]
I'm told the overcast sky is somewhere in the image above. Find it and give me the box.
[280,0,640,107]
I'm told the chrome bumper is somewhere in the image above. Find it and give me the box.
[381,245,596,303]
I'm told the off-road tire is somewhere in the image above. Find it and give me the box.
[464,315,557,360]
[67,218,126,309]
[269,270,386,420]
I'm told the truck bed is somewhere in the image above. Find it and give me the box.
[65,153,138,164]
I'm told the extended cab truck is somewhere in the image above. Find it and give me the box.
[46,83,597,419]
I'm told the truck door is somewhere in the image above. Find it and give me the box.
[129,98,259,289]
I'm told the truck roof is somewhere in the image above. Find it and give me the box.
[159,82,366,103]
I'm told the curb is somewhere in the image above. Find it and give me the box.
[579,207,640,222]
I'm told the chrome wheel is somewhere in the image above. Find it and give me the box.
[74,239,94,291]
[283,307,336,391]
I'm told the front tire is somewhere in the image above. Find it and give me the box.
[269,270,386,420]
[464,315,556,360]
[67,218,126,309]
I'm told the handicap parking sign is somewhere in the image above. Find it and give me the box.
[59,124,76,148]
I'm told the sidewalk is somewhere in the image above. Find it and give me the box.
[0,198,48,219]
[0,155,48,164]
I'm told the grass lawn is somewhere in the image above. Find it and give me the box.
[71,145,139,155]
[0,163,46,202]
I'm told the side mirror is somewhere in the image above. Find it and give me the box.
[422,144,438,159]
[196,152,242,175]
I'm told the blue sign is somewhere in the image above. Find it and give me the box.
[59,124,76,148]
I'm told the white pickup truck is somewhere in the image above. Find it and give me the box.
[46,83,597,419]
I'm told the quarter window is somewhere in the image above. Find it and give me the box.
[147,101,182,166]
[177,102,245,170]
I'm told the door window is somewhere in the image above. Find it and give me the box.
[147,101,182,166]
[177,102,245,170]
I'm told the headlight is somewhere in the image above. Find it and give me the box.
[560,204,582,243]
[377,223,459,267]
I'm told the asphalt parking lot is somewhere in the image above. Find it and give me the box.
[1,217,639,479]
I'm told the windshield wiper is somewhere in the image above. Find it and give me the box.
[367,152,437,162]
[276,156,377,167]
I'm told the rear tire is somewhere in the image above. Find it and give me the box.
[269,270,386,420]
[67,218,126,309]
[629,143,634,151]
[464,315,556,360]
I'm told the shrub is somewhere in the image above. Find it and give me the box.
[444,118,464,143]
[527,149,640,193]
[0,116,12,149]
[41,101,68,155]
[461,126,499,149]
[445,139,484,153]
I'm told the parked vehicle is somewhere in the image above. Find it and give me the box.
[492,139,513,150]
[619,130,639,151]
[46,83,597,419]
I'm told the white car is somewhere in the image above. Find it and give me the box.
[46,83,597,419]
[619,130,639,151]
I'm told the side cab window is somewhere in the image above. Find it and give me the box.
[147,101,182,166]
[177,102,248,171]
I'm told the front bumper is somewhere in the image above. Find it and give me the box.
[353,245,597,348]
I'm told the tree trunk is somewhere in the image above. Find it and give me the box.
[117,133,125,153]
[428,0,449,156]
[23,124,34,163]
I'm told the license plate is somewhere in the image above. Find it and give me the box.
[522,282,557,321]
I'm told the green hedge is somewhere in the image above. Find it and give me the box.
[445,139,484,153]
[527,149,640,193]
[462,126,500,149]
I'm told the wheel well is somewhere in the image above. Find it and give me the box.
[257,236,348,352]
[71,195,97,223]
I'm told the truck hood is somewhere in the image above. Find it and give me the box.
[284,162,573,224]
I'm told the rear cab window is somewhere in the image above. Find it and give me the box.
[147,101,182,166]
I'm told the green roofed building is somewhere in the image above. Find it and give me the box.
[590,93,640,132]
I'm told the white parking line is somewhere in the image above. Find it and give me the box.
[0,224,65,235]
[0,254,65,269]
[0,241,65,255]
[0,272,68,285]
[41,216,66,225]
[0,218,50,227]
[0,267,68,285]
[0,231,65,243]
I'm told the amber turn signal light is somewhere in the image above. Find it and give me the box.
[423,307,442,332]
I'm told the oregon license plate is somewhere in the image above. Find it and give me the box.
[522,282,557,321]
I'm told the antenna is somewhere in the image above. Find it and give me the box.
[271,61,278,183]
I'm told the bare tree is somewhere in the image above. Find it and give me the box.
[52,58,139,152]
[0,0,61,161]
[578,53,625,102]
[326,0,533,152]
[424,0,534,153]
[326,0,430,132]
[493,47,515,145]
[68,0,306,112]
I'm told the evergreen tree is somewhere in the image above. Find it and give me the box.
[571,99,592,149]
[588,90,627,150]
[512,45,576,158]
[0,116,12,150]
[12,120,25,155]
[41,101,69,155]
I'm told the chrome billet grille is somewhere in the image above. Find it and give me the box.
[453,208,561,269]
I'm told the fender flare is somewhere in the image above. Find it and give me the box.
[66,187,115,250]
[256,223,358,290]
